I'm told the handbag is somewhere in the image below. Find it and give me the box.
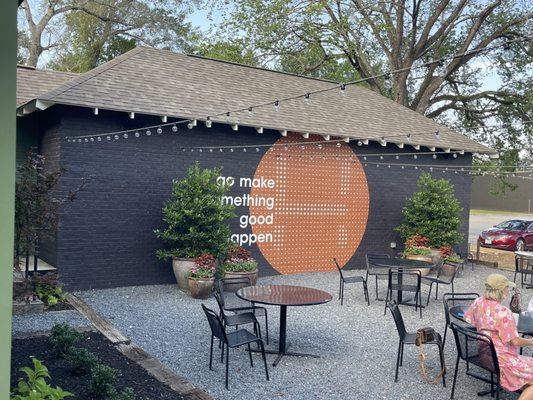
[510,290,522,314]
[415,327,445,385]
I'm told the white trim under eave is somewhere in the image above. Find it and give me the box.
[20,99,54,115]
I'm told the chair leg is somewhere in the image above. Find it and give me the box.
[435,282,439,300]
[419,289,422,318]
[339,278,342,299]
[399,342,404,366]
[221,342,225,363]
[438,342,446,387]
[375,276,379,300]
[247,343,253,367]
[209,335,214,370]
[442,324,448,348]
[363,281,370,306]
[450,355,460,399]
[258,340,269,381]
[395,341,402,382]
[340,281,344,306]
[383,285,390,315]
[426,283,433,306]
[225,345,229,390]
[264,312,269,345]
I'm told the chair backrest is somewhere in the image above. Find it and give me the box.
[388,268,421,290]
[214,279,226,309]
[437,261,460,283]
[443,292,479,326]
[202,304,227,343]
[450,322,499,374]
[387,300,407,341]
[333,258,344,279]
[366,252,390,272]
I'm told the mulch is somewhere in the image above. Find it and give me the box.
[11,331,186,400]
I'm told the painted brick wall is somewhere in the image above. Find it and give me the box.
[39,105,472,290]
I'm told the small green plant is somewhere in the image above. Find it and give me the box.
[33,274,65,306]
[66,347,99,375]
[110,387,136,400]
[11,357,73,400]
[50,323,82,357]
[402,246,432,256]
[90,364,118,397]
[222,246,258,273]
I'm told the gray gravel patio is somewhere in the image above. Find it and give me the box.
[75,264,532,400]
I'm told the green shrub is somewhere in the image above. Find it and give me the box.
[110,387,136,400]
[154,162,235,260]
[223,260,258,273]
[66,347,99,375]
[11,357,73,400]
[50,324,82,357]
[90,364,118,397]
[33,274,65,306]
[396,173,463,247]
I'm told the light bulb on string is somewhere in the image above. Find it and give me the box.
[199,149,203,153]
[363,156,367,161]
[413,155,418,159]
[135,131,140,138]
[336,142,341,147]
[248,107,253,116]
[274,100,280,112]
[209,148,213,153]
[230,148,234,152]
[78,139,82,143]
[226,112,231,122]
[187,122,194,129]
[172,125,178,132]
[340,84,346,97]
[97,137,102,142]
[123,133,128,139]
[107,136,111,141]
[114,135,119,140]
[219,148,223,152]
[304,93,311,104]
[318,144,323,149]
[395,155,399,160]
[84,138,88,142]
[406,133,411,142]
[256,148,260,152]
[380,156,384,160]
[90,138,94,142]
[243,148,247,152]
[433,154,437,159]
[146,130,151,136]
[357,141,362,146]
[435,131,440,140]
[453,153,457,158]
[205,117,212,128]
[157,127,163,134]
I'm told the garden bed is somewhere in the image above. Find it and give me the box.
[11,331,186,400]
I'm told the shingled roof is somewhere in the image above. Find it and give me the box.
[17,47,495,154]
[16,65,78,107]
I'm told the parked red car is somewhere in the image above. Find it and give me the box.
[478,220,533,251]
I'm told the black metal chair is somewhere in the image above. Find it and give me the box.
[449,322,510,400]
[365,252,390,300]
[201,304,269,390]
[333,258,369,306]
[384,269,422,318]
[214,278,269,344]
[422,262,460,306]
[213,281,263,341]
[387,300,445,386]
[442,292,479,348]
[513,255,533,289]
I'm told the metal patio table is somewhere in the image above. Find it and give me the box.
[372,257,434,304]
[237,284,332,366]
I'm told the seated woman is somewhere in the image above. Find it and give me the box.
[464,274,533,400]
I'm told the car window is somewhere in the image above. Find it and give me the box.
[528,223,533,232]
[495,220,527,230]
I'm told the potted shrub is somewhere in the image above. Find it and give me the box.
[154,162,235,292]
[188,254,217,299]
[222,246,258,292]
[395,173,464,252]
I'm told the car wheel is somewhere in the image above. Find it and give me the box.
[516,239,526,252]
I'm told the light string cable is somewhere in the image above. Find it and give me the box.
[65,35,533,142]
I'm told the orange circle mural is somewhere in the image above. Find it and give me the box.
[249,133,370,274]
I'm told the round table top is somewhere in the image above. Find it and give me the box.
[236,285,333,307]
[450,304,533,336]
[373,257,434,269]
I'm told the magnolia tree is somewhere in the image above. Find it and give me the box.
[154,162,236,260]
[396,173,463,247]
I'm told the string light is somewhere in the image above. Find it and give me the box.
[123,133,128,138]
[135,131,140,137]
[340,84,346,96]
[172,125,178,132]
[205,117,212,128]
[187,122,194,129]
[248,107,253,116]
[304,93,311,104]
[435,131,440,140]
[274,100,280,112]
[146,130,151,136]
[157,127,163,134]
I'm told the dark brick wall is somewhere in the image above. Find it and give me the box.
[37,105,472,289]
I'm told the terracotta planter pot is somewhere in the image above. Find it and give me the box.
[404,254,433,276]
[223,269,258,292]
[188,277,215,299]
[172,258,195,292]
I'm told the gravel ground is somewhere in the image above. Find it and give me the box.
[77,265,532,400]
[12,309,90,336]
